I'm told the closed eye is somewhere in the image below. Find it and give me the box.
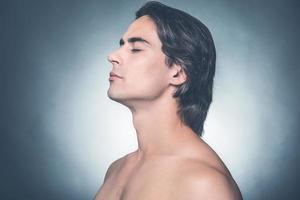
[131,49,142,53]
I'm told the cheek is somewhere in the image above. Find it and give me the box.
[142,52,168,76]
[134,57,167,83]
[129,67,168,94]
[124,51,169,88]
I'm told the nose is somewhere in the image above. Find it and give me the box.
[107,49,121,65]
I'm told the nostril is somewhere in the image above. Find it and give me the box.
[109,60,119,65]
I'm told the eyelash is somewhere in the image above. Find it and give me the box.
[131,49,141,53]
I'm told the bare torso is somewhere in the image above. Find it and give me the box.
[94,137,241,200]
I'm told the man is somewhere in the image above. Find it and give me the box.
[94,1,242,199]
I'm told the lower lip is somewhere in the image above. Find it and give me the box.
[109,76,121,81]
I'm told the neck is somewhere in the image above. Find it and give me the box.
[129,91,195,159]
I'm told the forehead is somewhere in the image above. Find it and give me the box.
[122,15,161,47]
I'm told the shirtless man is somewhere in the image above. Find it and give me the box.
[94,1,242,199]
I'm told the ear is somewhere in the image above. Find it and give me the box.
[169,64,187,86]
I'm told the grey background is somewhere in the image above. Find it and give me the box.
[1,0,299,199]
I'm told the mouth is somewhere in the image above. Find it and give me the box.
[109,72,122,81]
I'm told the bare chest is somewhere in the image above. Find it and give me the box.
[95,161,180,200]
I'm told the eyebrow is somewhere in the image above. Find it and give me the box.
[119,37,151,46]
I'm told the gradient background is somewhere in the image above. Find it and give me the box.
[1,0,299,199]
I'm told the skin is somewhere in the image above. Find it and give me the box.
[94,15,243,200]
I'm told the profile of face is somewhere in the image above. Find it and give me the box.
[107,15,186,109]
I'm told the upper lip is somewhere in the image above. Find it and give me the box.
[109,72,122,78]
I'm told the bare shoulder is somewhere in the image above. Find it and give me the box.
[103,155,127,182]
[176,161,243,200]
[103,150,140,182]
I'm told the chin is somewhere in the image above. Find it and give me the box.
[107,89,126,103]
[107,89,118,100]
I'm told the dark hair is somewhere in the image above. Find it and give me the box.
[136,1,216,137]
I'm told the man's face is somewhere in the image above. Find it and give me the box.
[107,15,174,106]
